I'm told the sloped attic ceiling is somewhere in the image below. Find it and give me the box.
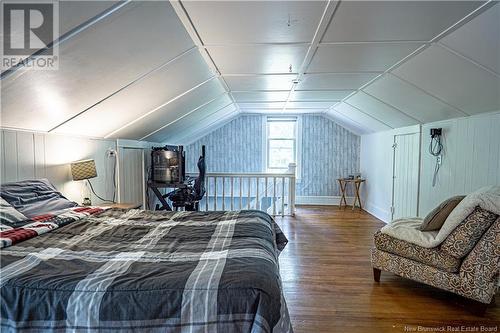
[1,1,499,143]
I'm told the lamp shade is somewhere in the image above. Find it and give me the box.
[71,159,97,181]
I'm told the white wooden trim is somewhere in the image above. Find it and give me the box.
[296,196,355,206]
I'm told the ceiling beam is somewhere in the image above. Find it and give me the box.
[170,0,240,115]
[282,0,341,112]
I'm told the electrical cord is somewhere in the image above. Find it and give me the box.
[429,135,443,187]
[88,179,115,203]
[86,152,117,204]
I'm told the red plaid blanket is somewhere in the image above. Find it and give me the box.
[0,206,105,248]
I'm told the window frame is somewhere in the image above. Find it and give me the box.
[263,116,300,175]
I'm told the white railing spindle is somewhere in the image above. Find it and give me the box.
[214,177,217,211]
[273,177,277,216]
[281,177,285,217]
[222,176,225,211]
[187,163,295,216]
[230,177,234,210]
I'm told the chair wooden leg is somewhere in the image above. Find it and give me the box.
[373,268,381,282]
[468,299,491,316]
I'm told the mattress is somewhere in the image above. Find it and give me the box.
[0,208,292,333]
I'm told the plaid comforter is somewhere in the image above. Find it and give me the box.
[0,206,106,248]
[0,209,292,333]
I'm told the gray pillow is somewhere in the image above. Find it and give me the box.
[0,178,78,218]
[420,195,465,231]
[0,197,28,227]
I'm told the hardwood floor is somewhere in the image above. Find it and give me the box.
[274,206,499,333]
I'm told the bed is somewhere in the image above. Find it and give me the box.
[0,180,292,333]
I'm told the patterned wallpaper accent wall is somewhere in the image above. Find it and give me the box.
[185,114,360,197]
[186,115,263,173]
[297,115,360,196]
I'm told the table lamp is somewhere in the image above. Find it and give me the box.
[71,159,97,206]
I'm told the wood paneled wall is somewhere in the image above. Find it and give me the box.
[0,130,117,204]
[419,111,500,215]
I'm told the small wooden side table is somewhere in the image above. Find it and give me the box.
[100,203,142,210]
[337,178,366,210]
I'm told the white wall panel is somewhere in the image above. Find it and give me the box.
[360,130,395,222]
[118,148,145,206]
[2,131,18,181]
[0,130,117,205]
[360,112,500,223]
[392,133,420,219]
[419,111,500,215]
[16,132,35,180]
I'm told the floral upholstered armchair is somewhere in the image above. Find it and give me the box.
[371,187,500,314]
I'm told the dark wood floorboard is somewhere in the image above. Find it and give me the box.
[274,205,500,333]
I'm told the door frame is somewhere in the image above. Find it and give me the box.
[391,125,422,220]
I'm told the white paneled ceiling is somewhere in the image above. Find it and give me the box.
[53,48,214,137]
[393,45,500,115]
[59,1,119,35]
[181,1,327,44]
[291,90,353,101]
[1,1,195,132]
[232,91,290,102]
[108,78,226,140]
[207,45,308,74]
[1,0,498,142]
[364,74,466,123]
[146,95,235,143]
[322,1,482,42]
[346,91,419,128]
[224,75,296,91]
[307,43,421,73]
[440,4,500,74]
[332,102,392,132]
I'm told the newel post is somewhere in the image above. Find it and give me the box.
[287,163,296,216]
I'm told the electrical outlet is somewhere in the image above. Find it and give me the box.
[437,155,442,165]
[107,148,117,158]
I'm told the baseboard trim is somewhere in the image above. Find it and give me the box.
[363,201,391,223]
[296,196,354,206]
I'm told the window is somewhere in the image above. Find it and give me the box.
[266,117,297,171]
